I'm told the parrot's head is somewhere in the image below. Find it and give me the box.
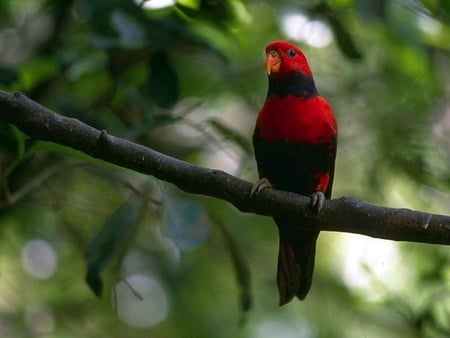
[265,41,312,78]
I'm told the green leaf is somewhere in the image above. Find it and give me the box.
[147,50,179,108]
[215,217,252,320]
[326,14,363,59]
[85,196,145,297]
[18,57,59,91]
[4,126,32,176]
[0,66,19,87]
[420,0,439,15]
[313,3,362,59]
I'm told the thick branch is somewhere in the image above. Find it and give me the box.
[0,90,449,245]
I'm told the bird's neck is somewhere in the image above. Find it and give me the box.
[267,71,318,99]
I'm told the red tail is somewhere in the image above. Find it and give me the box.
[277,229,318,305]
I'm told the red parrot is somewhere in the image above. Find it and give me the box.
[253,41,337,305]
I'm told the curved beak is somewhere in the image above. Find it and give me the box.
[266,50,281,75]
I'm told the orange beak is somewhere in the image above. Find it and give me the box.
[266,50,281,75]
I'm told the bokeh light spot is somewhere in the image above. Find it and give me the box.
[115,274,169,327]
[21,239,57,280]
[336,234,409,300]
[282,13,332,48]
[138,0,175,9]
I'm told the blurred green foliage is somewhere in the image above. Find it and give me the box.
[0,0,449,337]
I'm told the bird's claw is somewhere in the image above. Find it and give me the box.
[250,177,273,196]
[310,191,325,214]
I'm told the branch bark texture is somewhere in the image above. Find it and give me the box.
[1,90,449,245]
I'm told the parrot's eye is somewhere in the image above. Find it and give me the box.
[287,49,297,57]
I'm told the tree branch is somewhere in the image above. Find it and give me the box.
[0,90,449,245]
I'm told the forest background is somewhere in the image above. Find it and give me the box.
[0,0,449,337]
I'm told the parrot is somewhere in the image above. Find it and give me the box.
[252,40,337,305]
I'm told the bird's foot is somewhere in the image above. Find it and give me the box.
[250,177,272,196]
[310,191,325,214]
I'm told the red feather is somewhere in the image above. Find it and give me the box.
[253,41,337,305]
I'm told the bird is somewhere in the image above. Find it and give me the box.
[252,40,337,305]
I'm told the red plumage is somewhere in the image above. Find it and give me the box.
[253,41,337,305]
